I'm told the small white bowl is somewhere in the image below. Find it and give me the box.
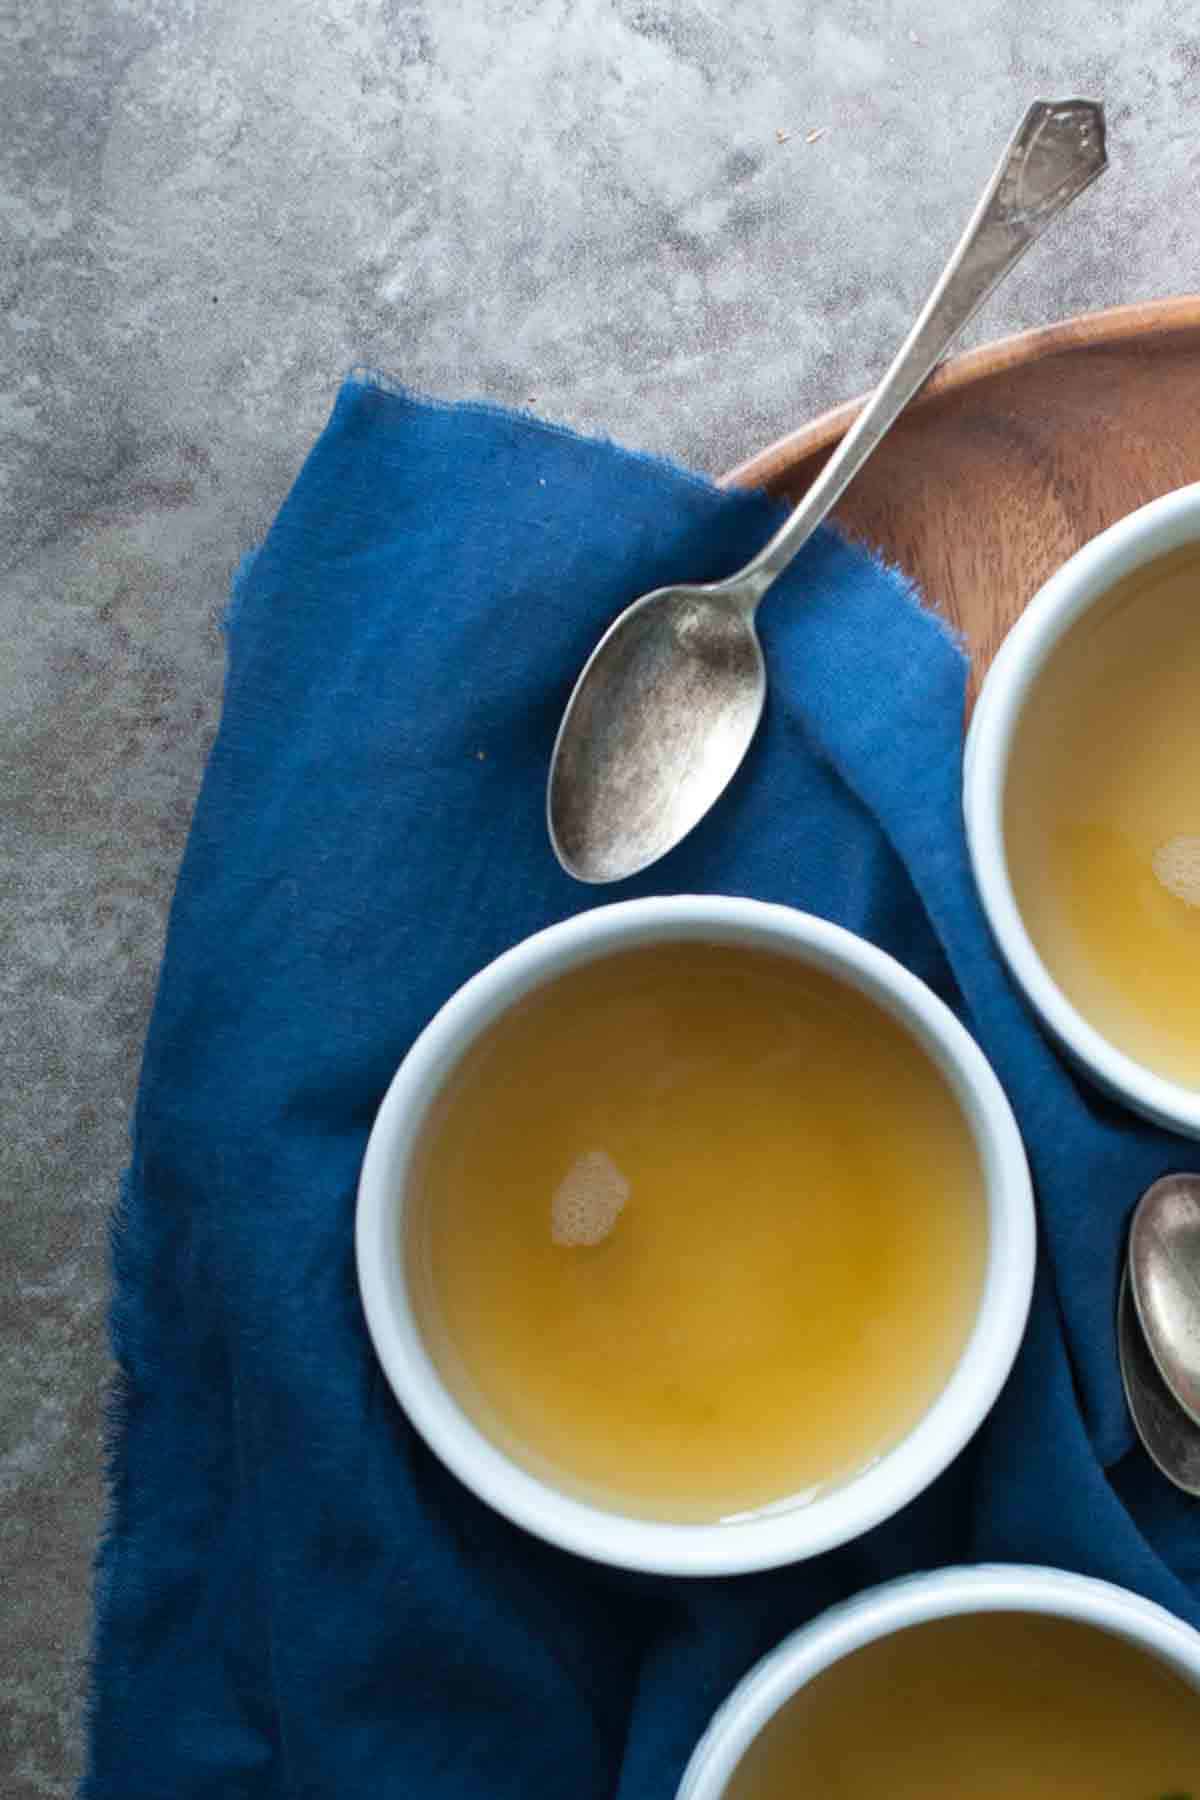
[677,1563,1200,1798]
[356,896,1033,1576]
[964,482,1200,1135]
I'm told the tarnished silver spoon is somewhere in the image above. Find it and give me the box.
[1118,1266,1200,1498]
[1129,1173,1200,1428]
[548,98,1107,882]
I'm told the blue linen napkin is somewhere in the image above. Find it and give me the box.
[85,374,1199,1800]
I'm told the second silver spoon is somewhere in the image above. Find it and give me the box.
[1129,1172,1200,1428]
[1118,1266,1200,1497]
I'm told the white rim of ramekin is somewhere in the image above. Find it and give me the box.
[356,896,1033,1575]
[676,1563,1200,1797]
[964,481,1200,1135]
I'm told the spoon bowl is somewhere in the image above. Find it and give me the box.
[1128,1172,1200,1428]
[1117,1265,1200,1497]
[548,583,765,882]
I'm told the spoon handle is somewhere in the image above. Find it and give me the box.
[733,98,1107,604]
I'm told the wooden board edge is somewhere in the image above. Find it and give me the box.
[719,295,1200,494]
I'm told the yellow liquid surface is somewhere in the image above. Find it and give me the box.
[408,943,985,1521]
[1007,546,1200,1087]
[725,1611,1200,1799]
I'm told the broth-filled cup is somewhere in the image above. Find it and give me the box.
[356,896,1033,1575]
[675,1565,1200,1797]
[965,482,1200,1134]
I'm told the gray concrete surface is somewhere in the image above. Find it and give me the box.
[2,2,1196,1792]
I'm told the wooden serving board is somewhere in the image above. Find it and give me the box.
[721,297,1200,709]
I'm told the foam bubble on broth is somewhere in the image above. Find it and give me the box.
[551,1149,629,1247]
[1153,834,1200,908]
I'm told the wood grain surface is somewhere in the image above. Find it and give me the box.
[722,297,1200,708]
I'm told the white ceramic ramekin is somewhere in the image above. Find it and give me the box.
[356,896,1033,1575]
[676,1564,1200,1797]
[964,482,1200,1134]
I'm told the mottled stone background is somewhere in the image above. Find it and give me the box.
[2,1,1196,1791]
